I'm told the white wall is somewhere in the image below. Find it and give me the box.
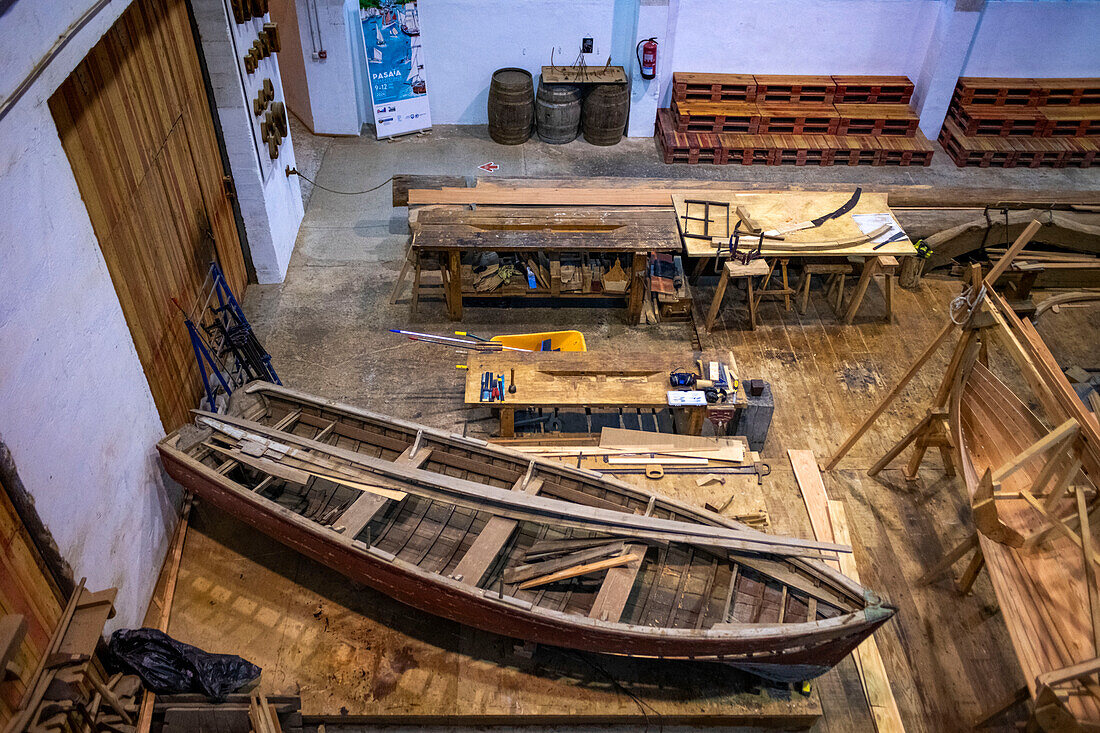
[0,0,176,631]
[274,0,363,135]
[192,0,305,283]
[665,0,940,104]
[964,1,1100,78]
[418,0,622,124]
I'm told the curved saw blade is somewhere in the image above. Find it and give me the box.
[764,187,863,237]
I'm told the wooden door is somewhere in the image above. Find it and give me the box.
[0,477,63,725]
[50,0,247,431]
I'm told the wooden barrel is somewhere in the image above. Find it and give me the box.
[535,78,582,144]
[488,68,534,145]
[582,83,629,146]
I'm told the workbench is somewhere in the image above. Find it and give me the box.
[408,207,681,321]
[464,351,748,438]
[675,192,915,325]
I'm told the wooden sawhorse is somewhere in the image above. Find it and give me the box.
[704,259,770,332]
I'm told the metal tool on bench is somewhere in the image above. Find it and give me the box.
[670,360,736,404]
[480,371,506,402]
[720,220,765,267]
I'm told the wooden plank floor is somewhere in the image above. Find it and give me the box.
[162,256,1100,728]
[167,474,821,725]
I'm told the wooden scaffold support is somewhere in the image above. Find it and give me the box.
[822,219,1043,476]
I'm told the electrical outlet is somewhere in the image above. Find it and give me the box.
[581,37,593,54]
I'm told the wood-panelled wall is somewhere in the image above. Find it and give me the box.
[50,0,247,432]
[0,478,63,725]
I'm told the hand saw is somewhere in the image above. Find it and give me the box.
[763,187,863,238]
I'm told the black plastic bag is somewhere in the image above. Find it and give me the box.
[108,628,260,699]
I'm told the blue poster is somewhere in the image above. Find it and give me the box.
[360,1,431,138]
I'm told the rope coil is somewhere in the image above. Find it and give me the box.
[950,283,987,325]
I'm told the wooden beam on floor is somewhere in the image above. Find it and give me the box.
[790,447,905,733]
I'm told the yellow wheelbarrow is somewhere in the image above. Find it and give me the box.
[457,330,587,352]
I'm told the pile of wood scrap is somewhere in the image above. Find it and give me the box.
[504,540,641,590]
[3,581,139,733]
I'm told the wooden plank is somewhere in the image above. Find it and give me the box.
[828,500,906,733]
[587,543,648,623]
[336,448,431,538]
[451,479,544,586]
[789,449,838,569]
[541,65,626,85]
[518,554,642,590]
[398,174,1100,208]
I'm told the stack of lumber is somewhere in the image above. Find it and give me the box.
[155,693,303,732]
[657,73,934,166]
[939,77,1100,168]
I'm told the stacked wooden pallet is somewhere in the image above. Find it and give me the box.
[658,73,933,166]
[939,77,1100,168]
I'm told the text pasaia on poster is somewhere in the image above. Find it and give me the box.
[360,0,431,138]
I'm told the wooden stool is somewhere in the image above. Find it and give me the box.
[705,258,770,332]
[796,261,854,314]
[753,258,795,312]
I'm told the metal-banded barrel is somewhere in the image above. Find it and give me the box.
[488,68,534,145]
[535,78,582,144]
[582,82,629,146]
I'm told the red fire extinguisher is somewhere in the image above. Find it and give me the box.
[637,37,658,80]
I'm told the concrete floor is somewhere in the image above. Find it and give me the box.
[219,124,1100,730]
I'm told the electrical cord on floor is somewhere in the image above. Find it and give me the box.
[285,166,392,195]
[549,647,663,732]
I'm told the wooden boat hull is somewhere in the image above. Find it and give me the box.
[158,383,894,681]
[953,352,1100,722]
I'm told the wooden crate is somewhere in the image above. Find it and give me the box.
[655,111,728,163]
[946,104,1049,137]
[671,72,756,103]
[834,103,919,136]
[1041,105,1100,137]
[753,75,836,104]
[938,118,1096,168]
[754,104,839,134]
[832,75,914,104]
[657,110,934,167]
[953,77,1048,107]
[1036,77,1100,106]
[670,99,758,133]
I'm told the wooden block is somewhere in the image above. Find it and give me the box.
[0,614,27,676]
